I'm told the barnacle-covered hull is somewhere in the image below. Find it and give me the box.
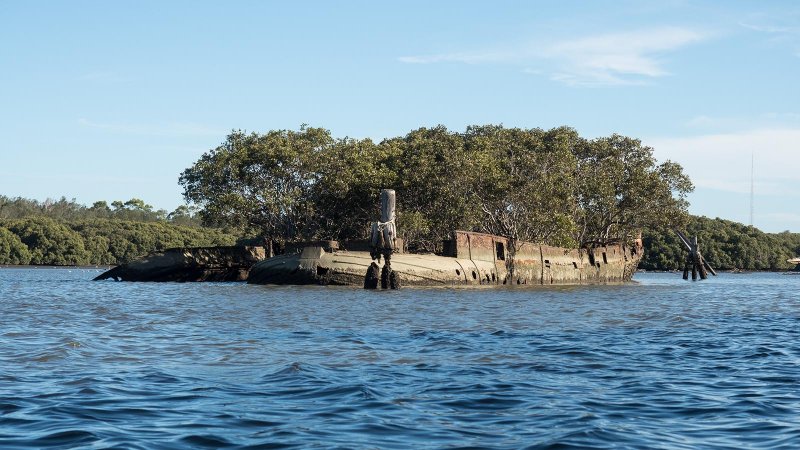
[248,231,643,286]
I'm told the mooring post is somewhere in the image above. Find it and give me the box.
[381,189,395,225]
[674,230,717,282]
[381,189,398,289]
[365,189,400,289]
[695,236,708,280]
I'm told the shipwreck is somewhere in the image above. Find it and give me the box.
[247,189,643,287]
[95,189,643,286]
[247,231,642,287]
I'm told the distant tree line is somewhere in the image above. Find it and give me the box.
[642,216,800,271]
[180,125,693,254]
[0,217,237,266]
[0,195,202,227]
[1,213,796,269]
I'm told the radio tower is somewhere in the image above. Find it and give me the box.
[749,151,754,228]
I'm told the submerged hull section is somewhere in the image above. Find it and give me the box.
[248,232,643,286]
[95,246,266,282]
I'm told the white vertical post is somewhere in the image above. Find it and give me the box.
[380,189,396,250]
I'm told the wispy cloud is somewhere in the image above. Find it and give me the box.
[546,27,707,86]
[398,27,708,86]
[648,127,800,196]
[740,19,800,52]
[739,22,798,34]
[78,119,224,137]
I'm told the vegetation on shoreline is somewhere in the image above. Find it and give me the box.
[642,216,800,271]
[0,216,236,266]
[0,195,202,226]
[0,195,237,265]
[2,210,796,270]
[2,126,798,270]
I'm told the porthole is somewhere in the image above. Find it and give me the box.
[472,271,477,280]
[455,269,461,276]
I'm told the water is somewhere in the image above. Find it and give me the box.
[1,268,798,449]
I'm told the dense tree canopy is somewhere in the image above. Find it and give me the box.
[0,195,203,226]
[0,227,32,265]
[181,125,693,252]
[0,217,236,266]
[467,125,581,248]
[574,135,692,246]
[179,128,331,241]
[4,217,90,265]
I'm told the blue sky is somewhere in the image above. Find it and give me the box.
[1,1,799,232]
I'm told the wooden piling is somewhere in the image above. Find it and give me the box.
[366,189,400,289]
[674,230,717,282]
[381,189,395,223]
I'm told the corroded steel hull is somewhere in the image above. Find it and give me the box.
[248,232,643,286]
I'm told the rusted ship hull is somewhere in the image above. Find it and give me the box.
[248,231,643,286]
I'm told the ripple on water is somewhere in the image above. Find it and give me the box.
[1,271,800,448]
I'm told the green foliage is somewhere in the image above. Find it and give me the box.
[574,135,693,245]
[0,195,201,226]
[0,217,238,266]
[392,126,484,251]
[0,227,32,265]
[311,137,399,241]
[4,217,90,265]
[181,125,693,253]
[642,216,800,271]
[166,205,201,227]
[179,127,333,240]
[466,125,580,249]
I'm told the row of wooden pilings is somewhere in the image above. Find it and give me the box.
[675,230,717,281]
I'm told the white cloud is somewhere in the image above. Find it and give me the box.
[78,119,223,137]
[545,27,706,85]
[739,22,797,34]
[398,27,708,86]
[739,19,800,53]
[647,127,800,196]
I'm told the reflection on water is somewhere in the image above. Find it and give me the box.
[1,269,798,448]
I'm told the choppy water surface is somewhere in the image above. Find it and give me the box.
[1,269,798,449]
